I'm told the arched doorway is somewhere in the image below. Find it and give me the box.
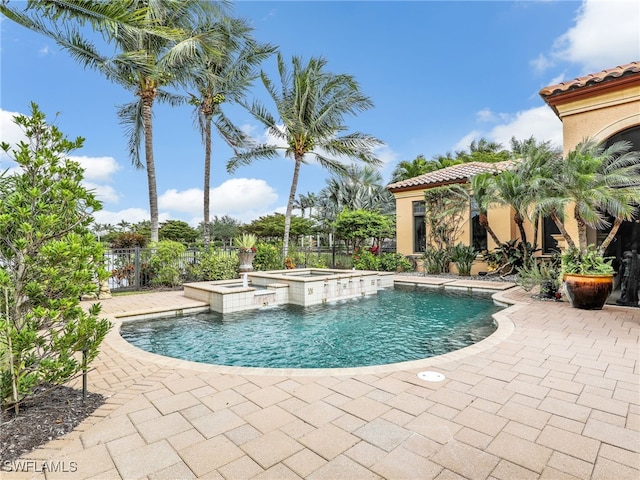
[599,125,640,279]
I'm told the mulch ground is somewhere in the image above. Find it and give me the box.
[1,384,104,464]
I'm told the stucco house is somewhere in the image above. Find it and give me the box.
[388,61,640,271]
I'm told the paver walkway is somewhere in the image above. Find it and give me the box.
[2,278,639,479]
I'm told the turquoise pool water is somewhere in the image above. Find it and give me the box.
[120,287,501,369]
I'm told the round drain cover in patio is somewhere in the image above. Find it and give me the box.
[417,371,445,382]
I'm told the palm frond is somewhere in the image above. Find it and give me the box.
[226,144,282,173]
[116,100,144,169]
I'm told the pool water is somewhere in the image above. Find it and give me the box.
[120,287,501,369]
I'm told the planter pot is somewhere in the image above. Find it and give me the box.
[562,273,613,310]
[238,251,256,273]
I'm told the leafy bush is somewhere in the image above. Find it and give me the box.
[305,254,328,268]
[353,251,413,272]
[147,241,186,287]
[451,243,476,276]
[517,258,561,297]
[110,232,148,248]
[0,104,111,412]
[379,253,413,272]
[189,249,238,280]
[421,248,451,274]
[253,242,282,271]
[353,249,379,271]
[561,246,614,275]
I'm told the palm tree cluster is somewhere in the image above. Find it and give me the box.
[4,1,384,263]
[471,138,640,263]
[2,0,274,244]
[390,137,512,183]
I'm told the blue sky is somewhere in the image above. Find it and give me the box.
[1,0,639,228]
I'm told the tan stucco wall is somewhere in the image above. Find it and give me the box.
[554,83,640,153]
[394,191,420,255]
[392,189,532,254]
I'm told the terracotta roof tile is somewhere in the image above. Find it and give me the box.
[539,61,640,97]
[387,160,514,192]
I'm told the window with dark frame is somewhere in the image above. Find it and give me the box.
[470,199,488,252]
[413,201,426,253]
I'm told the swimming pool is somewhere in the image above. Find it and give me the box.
[120,287,502,369]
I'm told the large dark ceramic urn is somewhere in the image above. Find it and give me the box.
[562,273,613,310]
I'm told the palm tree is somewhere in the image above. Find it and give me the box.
[0,1,163,38]
[227,53,383,260]
[487,168,536,265]
[2,0,228,242]
[456,137,510,164]
[470,172,503,247]
[185,17,275,248]
[390,155,431,182]
[113,1,229,242]
[536,138,640,254]
[335,164,393,213]
[294,192,314,218]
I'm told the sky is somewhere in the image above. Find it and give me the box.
[1,0,639,229]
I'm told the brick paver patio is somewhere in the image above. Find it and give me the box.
[2,277,639,479]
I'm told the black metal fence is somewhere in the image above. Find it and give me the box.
[104,247,205,291]
[103,247,356,292]
[104,247,351,292]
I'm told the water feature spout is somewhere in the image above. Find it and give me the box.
[242,273,248,288]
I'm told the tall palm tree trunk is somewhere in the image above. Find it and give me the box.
[598,217,623,255]
[532,213,540,251]
[514,213,529,264]
[479,212,501,247]
[283,156,303,261]
[550,210,576,250]
[203,114,213,249]
[142,94,159,242]
[575,205,589,253]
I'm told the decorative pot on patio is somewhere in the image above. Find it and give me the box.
[238,251,256,273]
[562,273,613,310]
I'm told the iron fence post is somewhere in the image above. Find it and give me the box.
[134,246,141,290]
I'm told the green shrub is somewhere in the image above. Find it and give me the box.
[379,253,414,272]
[517,258,560,297]
[148,241,186,287]
[451,243,476,276]
[189,249,238,280]
[0,104,111,411]
[253,242,282,271]
[353,249,380,271]
[421,248,451,274]
[561,245,614,275]
[306,254,328,268]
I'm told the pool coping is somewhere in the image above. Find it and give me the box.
[108,277,523,377]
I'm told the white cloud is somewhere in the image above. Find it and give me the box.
[487,106,563,149]
[476,108,497,123]
[158,188,203,213]
[455,106,563,153]
[1,109,123,203]
[530,54,554,75]
[541,0,640,73]
[72,155,121,181]
[83,182,120,203]
[92,208,168,226]
[453,130,482,152]
[0,108,25,162]
[158,178,280,223]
